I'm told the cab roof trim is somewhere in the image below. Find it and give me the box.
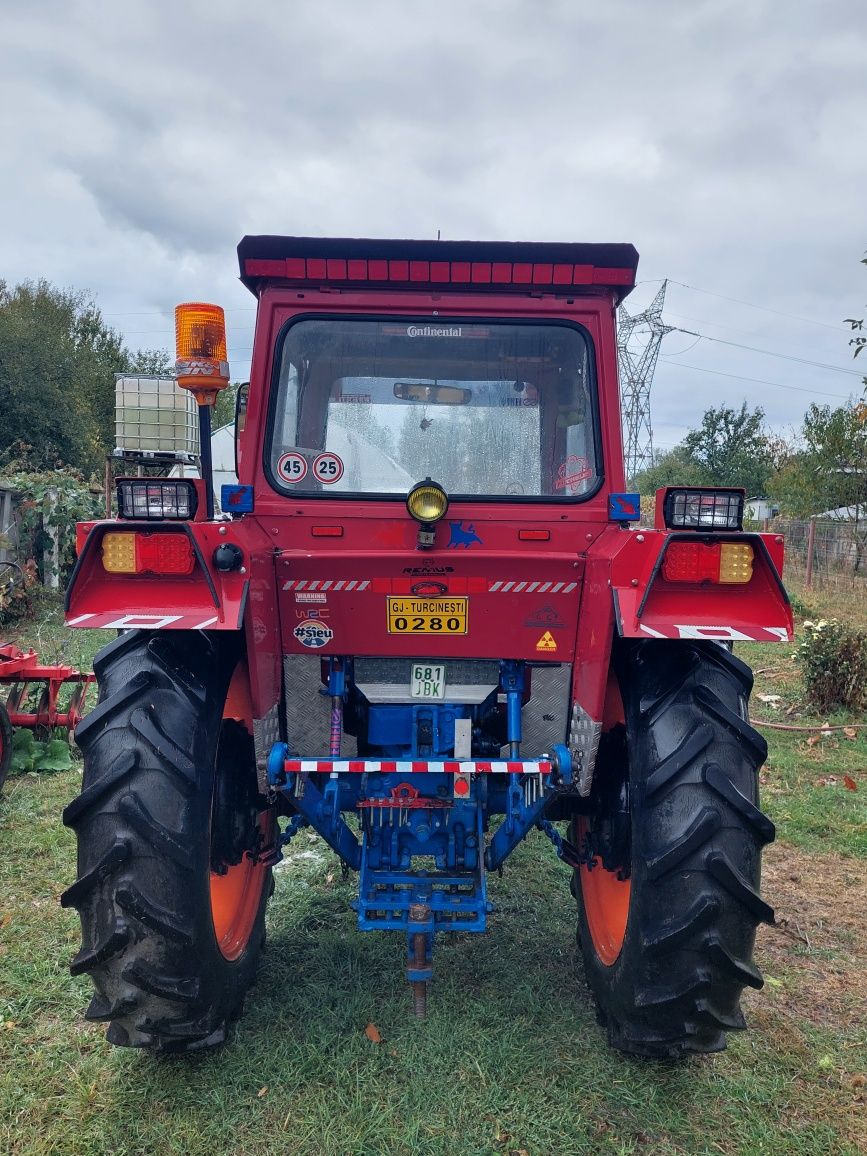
[237,235,639,301]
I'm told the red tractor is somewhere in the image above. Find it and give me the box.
[63,237,792,1057]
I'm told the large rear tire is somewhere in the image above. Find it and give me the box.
[62,630,277,1052]
[573,640,775,1058]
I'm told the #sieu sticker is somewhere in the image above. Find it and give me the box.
[293,619,334,649]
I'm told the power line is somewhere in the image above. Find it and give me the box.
[660,359,852,401]
[667,279,843,333]
[673,328,863,377]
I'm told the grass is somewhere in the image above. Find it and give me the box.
[0,589,865,1155]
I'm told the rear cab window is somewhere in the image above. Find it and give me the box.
[267,317,600,500]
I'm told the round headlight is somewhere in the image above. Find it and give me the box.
[406,480,449,524]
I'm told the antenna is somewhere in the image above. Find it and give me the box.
[617,279,675,481]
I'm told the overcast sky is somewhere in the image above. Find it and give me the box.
[2,0,865,456]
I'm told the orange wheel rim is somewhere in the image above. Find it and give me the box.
[576,669,630,966]
[209,661,272,961]
[576,815,631,966]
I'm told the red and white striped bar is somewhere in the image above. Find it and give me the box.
[282,759,552,776]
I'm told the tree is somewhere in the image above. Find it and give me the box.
[844,249,866,394]
[630,445,707,494]
[631,403,774,496]
[680,403,773,495]
[127,348,173,376]
[0,280,128,475]
[213,382,240,430]
[769,400,867,572]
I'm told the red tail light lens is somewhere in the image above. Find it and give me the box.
[663,541,754,585]
[144,534,195,575]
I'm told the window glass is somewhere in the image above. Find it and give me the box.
[269,319,598,498]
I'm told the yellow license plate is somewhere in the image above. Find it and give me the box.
[387,597,468,634]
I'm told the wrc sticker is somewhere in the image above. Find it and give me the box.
[535,631,558,652]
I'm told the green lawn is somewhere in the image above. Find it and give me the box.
[0,591,865,1155]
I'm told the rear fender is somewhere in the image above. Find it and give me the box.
[65,521,250,632]
[609,529,793,643]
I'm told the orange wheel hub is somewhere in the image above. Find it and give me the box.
[209,662,272,962]
[576,670,631,966]
[576,816,631,966]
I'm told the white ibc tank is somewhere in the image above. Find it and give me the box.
[114,374,199,457]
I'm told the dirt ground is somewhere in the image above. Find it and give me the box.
[757,843,867,1025]
[748,842,866,1150]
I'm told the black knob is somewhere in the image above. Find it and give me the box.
[213,543,243,572]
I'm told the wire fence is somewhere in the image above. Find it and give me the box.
[748,517,867,599]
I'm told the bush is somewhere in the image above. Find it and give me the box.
[0,558,37,625]
[798,618,867,713]
[0,470,103,586]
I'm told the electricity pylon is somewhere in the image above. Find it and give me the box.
[618,279,675,482]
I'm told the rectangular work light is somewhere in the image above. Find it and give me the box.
[661,488,744,531]
[116,480,198,520]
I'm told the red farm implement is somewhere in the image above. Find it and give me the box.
[0,644,94,792]
[0,560,95,791]
[0,642,94,792]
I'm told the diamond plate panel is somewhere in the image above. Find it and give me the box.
[283,654,358,758]
[253,704,282,794]
[569,702,602,796]
[520,664,572,757]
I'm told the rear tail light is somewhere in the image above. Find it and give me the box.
[101,531,195,576]
[663,541,754,585]
[662,488,744,531]
[116,480,198,520]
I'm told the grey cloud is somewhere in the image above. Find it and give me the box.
[1,0,864,444]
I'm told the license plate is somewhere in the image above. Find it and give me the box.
[387,597,468,634]
[411,663,447,700]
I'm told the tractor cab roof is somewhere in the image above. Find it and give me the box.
[237,235,639,303]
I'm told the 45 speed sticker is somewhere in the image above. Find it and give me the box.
[293,619,334,649]
[277,451,308,483]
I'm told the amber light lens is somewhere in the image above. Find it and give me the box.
[101,531,195,576]
[718,542,754,584]
[175,302,230,398]
[175,303,228,362]
[101,532,137,573]
[406,481,449,524]
[663,540,754,585]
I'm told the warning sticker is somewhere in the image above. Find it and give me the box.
[293,619,334,649]
[535,631,558,653]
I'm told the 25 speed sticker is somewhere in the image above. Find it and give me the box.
[387,597,467,634]
[312,452,344,484]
